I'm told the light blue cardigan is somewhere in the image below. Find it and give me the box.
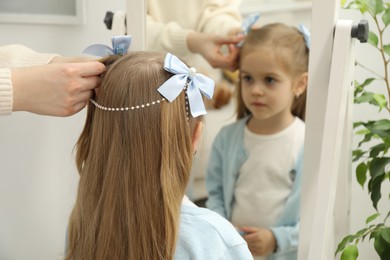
[206,116,304,260]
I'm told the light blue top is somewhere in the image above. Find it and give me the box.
[65,199,252,259]
[175,202,253,259]
[206,116,304,260]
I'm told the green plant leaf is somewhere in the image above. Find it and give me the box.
[371,129,390,139]
[356,128,371,135]
[358,132,374,147]
[380,248,390,260]
[367,0,385,16]
[366,120,390,139]
[353,121,364,129]
[366,212,381,224]
[355,91,375,104]
[384,137,390,147]
[353,149,366,162]
[355,0,369,13]
[357,162,368,187]
[382,7,390,26]
[373,94,388,111]
[352,227,369,241]
[368,31,379,47]
[374,233,388,257]
[370,143,386,157]
[371,230,381,240]
[354,92,387,109]
[369,157,390,179]
[360,78,377,88]
[340,244,359,260]
[336,234,354,255]
[372,119,390,131]
[381,228,390,245]
[369,173,385,210]
[384,44,390,57]
[341,0,348,7]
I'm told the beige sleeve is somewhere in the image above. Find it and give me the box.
[0,44,59,115]
[196,0,242,35]
[146,16,192,57]
[0,68,12,116]
[0,44,59,68]
[146,0,242,56]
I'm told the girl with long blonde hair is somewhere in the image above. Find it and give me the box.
[65,51,252,260]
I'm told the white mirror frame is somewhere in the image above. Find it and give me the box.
[0,0,85,25]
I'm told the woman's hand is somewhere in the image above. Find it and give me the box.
[187,31,244,71]
[12,61,105,116]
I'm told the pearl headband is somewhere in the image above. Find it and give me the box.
[89,97,166,111]
[89,52,214,118]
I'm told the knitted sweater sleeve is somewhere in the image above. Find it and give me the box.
[0,68,12,115]
[196,0,242,34]
[0,44,58,115]
[146,0,242,57]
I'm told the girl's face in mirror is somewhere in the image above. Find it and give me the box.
[240,48,296,126]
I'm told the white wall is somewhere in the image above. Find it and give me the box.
[0,1,387,260]
[0,1,125,260]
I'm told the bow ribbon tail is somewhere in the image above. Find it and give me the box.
[187,76,215,117]
[82,44,115,57]
[298,23,311,49]
[82,35,132,57]
[157,75,188,102]
[187,84,207,117]
[237,13,261,47]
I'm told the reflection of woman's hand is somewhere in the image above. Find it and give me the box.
[12,61,105,116]
[240,226,277,256]
[187,31,244,71]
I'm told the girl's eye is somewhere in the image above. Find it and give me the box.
[265,76,276,85]
[242,75,253,83]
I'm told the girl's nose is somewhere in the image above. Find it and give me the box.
[252,84,265,96]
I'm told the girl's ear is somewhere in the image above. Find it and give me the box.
[192,121,203,153]
[293,72,308,97]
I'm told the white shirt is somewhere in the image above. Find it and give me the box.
[231,118,305,259]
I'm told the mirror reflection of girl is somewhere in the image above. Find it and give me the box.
[65,51,253,260]
[206,23,309,260]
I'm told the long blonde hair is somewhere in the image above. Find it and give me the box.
[66,51,200,260]
[237,23,309,121]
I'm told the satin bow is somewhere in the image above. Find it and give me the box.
[82,35,132,56]
[237,13,260,47]
[157,53,215,117]
[298,24,311,49]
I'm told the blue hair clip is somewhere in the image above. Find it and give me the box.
[157,53,215,117]
[237,13,261,47]
[83,35,132,57]
[298,24,310,49]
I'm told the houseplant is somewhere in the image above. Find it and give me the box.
[335,0,390,259]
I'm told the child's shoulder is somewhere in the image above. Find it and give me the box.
[218,116,250,136]
[179,205,247,248]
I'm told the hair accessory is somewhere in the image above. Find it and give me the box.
[82,35,132,57]
[89,97,166,111]
[237,13,261,47]
[298,24,310,49]
[157,53,214,117]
